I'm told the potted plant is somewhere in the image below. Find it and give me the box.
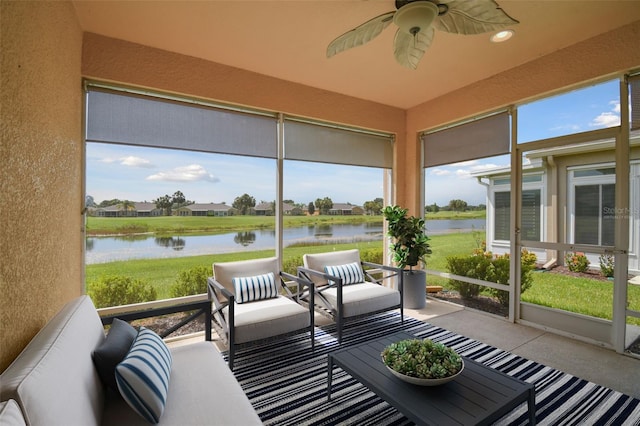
[381,338,463,386]
[383,205,432,308]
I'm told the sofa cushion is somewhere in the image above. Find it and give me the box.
[102,342,262,425]
[0,400,26,426]
[93,318,138,390]
[233,272,278,303]
[0,295,105,426]
[116,327,172,424]
[325,261,364,285]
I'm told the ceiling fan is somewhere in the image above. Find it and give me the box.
[327,0,519,70]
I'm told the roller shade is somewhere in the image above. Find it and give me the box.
[630,74,640,131]
[422,111,510,168]
[284,120,393,168]
[86,88,277,158]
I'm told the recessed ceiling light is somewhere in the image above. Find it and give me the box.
[490,30,514,43]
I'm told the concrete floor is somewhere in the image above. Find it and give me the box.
[406,298,640,399]
[169,297,640,399]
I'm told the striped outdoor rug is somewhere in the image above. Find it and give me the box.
[228,312,640,425]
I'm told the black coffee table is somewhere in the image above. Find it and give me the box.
[327,331,536,425]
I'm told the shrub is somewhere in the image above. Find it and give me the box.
[87,275,157,308]
[170,265,210,297]
[282,255,303,276]
[446,249,537,306]
[599,254,614,278]
[564,252,590,273]
[360,248,384,265]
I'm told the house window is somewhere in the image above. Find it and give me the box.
[493,189,541,241]
[573,183,615,246]
[569,166,616,246]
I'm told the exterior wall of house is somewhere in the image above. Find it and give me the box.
[1,1,83,371]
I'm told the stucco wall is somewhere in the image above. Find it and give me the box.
[406,21,640,215]
[0,1,83,371]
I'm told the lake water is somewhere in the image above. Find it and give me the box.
[85,219,485,264]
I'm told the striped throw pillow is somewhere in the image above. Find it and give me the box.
[115,327,172,424]
[325,262,364,285]
[232,272,278,304]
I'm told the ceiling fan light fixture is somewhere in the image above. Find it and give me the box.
[393,1,439,36]
[490,29,514,43]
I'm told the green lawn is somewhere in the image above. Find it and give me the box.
[86,226,640,326]
[87,211,485,235]
[86,215,384,235]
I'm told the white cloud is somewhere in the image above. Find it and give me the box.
[99,157,118,164]
[450,160,477,167]
[120,156,154,168]
[430,168,451,176]
[549,124,581,132]
[590,101,621,128]
[146,164,220,182]
[455,169,471,178]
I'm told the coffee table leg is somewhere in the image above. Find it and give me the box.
[528,388,536,425]
[327,355,334,401]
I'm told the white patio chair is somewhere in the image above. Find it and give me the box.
[298,249,403,343]
[208,257,314,370]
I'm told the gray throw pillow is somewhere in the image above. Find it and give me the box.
[92,318,137,390]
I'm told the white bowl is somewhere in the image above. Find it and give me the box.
[384,359,465,386]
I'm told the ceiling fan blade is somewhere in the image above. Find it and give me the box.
[327,11,396,58]
[434,0,518,35]
[393,26,435,70]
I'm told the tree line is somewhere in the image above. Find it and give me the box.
[88,192,484,216]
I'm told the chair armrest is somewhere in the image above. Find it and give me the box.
[99,299,213,341]
[361,261,402,274]
[297,266,343,289]
[207,276,233,301]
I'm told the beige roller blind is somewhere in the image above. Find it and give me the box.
[284,119,393,168]
[630,74,640,130]
[86,88,277,158]
[422,111,510,168]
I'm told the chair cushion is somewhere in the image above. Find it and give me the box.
[325,262,364,285]
[232,272,278,303]
[93,318,138,390]
[115,327,172,424]
[303,249,361,286]
[213,257,280,297]
[224,296,311,344]
[322,282,400,318]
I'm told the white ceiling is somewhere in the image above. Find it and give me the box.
[72,0,640,109]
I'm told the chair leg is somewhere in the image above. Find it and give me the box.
[228,343,235,371]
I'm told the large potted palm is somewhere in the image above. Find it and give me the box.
[383,205,432,309]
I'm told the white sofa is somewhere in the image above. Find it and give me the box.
[0,295,261,425]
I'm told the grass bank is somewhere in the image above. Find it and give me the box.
[86,211,486,236]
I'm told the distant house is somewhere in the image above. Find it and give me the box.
[175,203,233,216]
[328,203,364,215]
[94,202,161,217]
[254,202,298,215]
[472,131,640,274]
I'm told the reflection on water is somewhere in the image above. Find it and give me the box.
[234,231,256,247]
[155,236,186,251]
[85,219,484,264]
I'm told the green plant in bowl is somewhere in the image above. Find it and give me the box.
[381,338,463,385]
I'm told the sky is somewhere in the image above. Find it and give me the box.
[86,80,622,208]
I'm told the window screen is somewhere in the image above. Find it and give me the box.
[86,87,278,158]
[283,120,393,168]
[422,111,510,168]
